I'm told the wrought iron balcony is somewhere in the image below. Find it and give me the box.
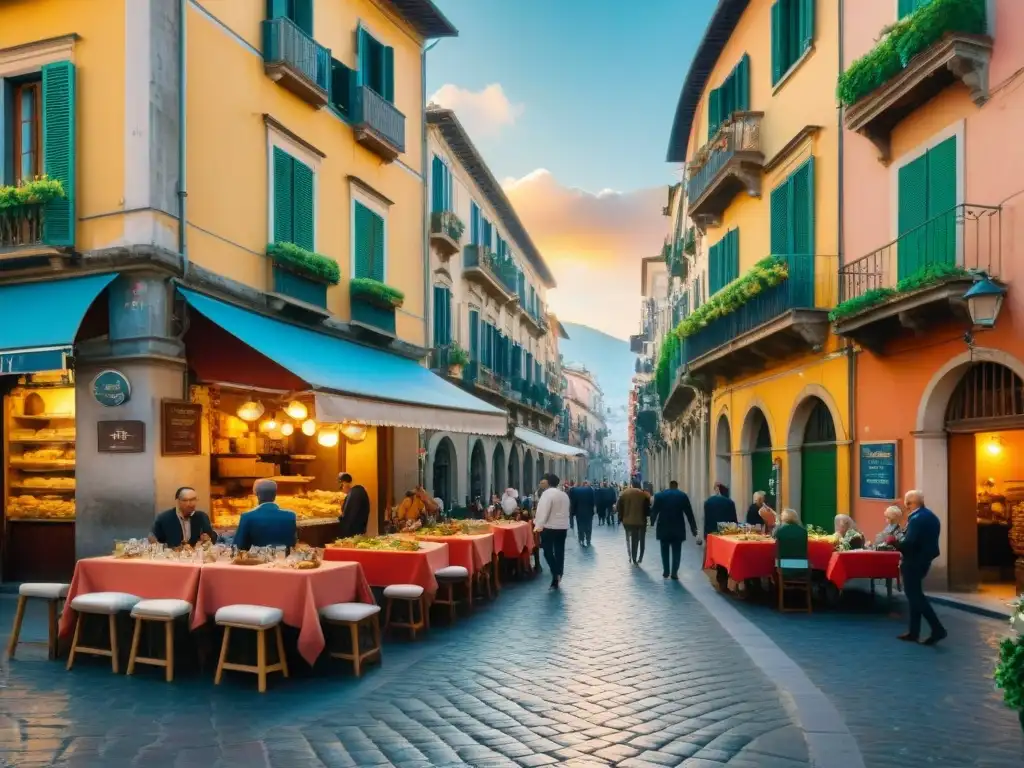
[353,84,406,162]
[661,338,703,422]
[685,253,837,380]
[463,245,517,302]
[686,112,764,228]
[430,211,464,258]
[629,333,648,354]
[834,203,1001,351]
[262,18,330,108]
[522,304,550,337]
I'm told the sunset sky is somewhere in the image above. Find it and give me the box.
[426,0,717,340]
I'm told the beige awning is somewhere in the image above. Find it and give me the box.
[314,392,507,435]
[514,426,586,458]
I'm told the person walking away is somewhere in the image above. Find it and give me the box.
[566,481,576,531]
[617,479,651,565]
[534,473,571,589]
[572,481,597,547]
[651,481,698,580]
[898,489,947,645]
[703,482,737,541]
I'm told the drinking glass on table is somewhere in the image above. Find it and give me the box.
[275,546,287,563]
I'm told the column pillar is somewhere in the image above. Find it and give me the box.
[915,431,949,589]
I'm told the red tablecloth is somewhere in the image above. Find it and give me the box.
[703,535,835,581]
[417,533,494,576]
[826,550,901,589]
[323,541,449,594]
[489,522,534,558]
[192,560,373,666]
[59,557,203,637]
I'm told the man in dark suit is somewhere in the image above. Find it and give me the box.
[651,480,698,580]
[571,481,597,547]
[234,479,297,550]
[149,486,217,547]
[702,482,738,541]
[898,489,947,645]
[338,472,371,538]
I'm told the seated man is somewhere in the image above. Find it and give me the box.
[234,479,297,551]
[150,486,217,547]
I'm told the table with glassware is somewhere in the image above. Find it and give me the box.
[323,539,450,595]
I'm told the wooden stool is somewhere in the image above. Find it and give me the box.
[433,566,470,622]
[127,599,192,682]
[213,604,288,693]
[319,602,382,677]
[475,561,493,600]
[383,584,427,639]
[66,592,141,673]
[7,582,68,660]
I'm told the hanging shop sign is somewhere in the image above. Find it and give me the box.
[161,400,202,456]
[768,457,782,506]
[92,369,131,407]
[98,420,146,453]
[859,441,899,501]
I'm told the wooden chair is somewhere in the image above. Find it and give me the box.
[127,599,192,682]
[383,584,427,639]
[433,566,471,622]
[319,603,382,677]
[213,604,288,693]
[66,592,142,673]
[774,525,813,613]
[474,560,493,600]
[7,582,68,660]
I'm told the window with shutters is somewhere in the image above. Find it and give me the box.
[770,157,815,259]
[896,135,957,279]
[10,79,42,184]
[771,0,815,86]
[272,146,316,252]
[352,199,386,281]
[267,0,314,36]
[431,155,453,213]
[709,229,740,295]
[898,0,932,18]
[707,55,750,138]
[358,26,395,103]
[433,285,452,346]
[469,308,480,361]
[470,201,480,244]
[330,58,356,119]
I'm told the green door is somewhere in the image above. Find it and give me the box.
[751,451,773,508]
[801,446,837,531]
[897,136,957,280]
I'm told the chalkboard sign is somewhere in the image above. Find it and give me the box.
[161,400,202,456]
[98,420,145,453]
[859,441,898,501]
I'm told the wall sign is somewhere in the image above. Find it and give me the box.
[859,441,899,501]
[98,420,145,453]
[769,457,782,506]
[161,400,202,456]
[92,370,131,407]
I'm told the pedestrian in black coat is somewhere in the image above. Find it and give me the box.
[651,481,698,579]
[571,482,597,546]
[702,482,738,540]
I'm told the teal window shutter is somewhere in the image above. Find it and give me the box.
[272,146,294,245]
[897,154,929,280]
[469,309,480,360]
[799,0,815,54]
[470,201,479,243]
[292,0,313,36]
[770,178,790,255]
[431,155,444,213]
[353,201,371,278]
[382,46,395,102]
[330,59,355,117]
[708,88,722,138]
[708,241,720,294]
[432,285,443,345]
[791,158,815,256]
[925,136,957,268]
[292,158,314,251]
[728,229,740,284]
[444,289,452,344]
[771,1,784,85]
[266,0,289,19]
[737,54,751,111]
[41,61,76,247]
[370,207,385,281]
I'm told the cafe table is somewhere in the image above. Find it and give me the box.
[488,521,535,588]
[323,540,449,595]
[825,549,902,595]
[703,534,836,582]
[415,532,494,578]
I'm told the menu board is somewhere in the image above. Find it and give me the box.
[859,441,898,501]
[161,400,202,456]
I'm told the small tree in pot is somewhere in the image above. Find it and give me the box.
[447,343,469,378]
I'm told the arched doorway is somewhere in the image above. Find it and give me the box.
[799,398,838,531]
[469,440,486,504]
[714,414,732,492]
[536,453,545,485]
[523,449,534,493]
[744,408,774,508]
[508,446,521,492]
[491,443,506,496]
[431,436,457,511]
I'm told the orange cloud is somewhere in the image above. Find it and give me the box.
[428,83,524,138]
[503,170,666,339]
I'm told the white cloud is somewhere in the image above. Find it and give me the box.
[428,83,524,138]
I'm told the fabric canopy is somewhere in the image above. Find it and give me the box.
[0,273,116,375]
[178,288,508,435]
[514,426,586,458]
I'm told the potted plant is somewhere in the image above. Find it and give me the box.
[349,277,404,309]
[447,343,469,378]
[266,241,341,308]
[995,596,1024,734]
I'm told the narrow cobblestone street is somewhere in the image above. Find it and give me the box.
[1,525,1021,767]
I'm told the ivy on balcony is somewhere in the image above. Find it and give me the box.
[267,241,341,284]
[836,0,987,107]
[828,261,968,323]
[350,277,405,309]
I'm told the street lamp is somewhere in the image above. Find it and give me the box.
[964,274,1006,329]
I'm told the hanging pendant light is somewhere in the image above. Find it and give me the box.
[236,400,264,422]
[259,418,278,433]
[301,419,317,436]
[317,428,340,448]
[341,423,368,443]
[280,422,295,437]
[285,400,308,420]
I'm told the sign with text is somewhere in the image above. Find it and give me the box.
[98,420,145,453]
[92,370,131,407]
[161,401,202,456]
[859,441,898,501]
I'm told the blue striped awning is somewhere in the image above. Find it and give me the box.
[0,273,116,375]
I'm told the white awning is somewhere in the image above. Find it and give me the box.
[514,426,586,458]
[315,392,508,436]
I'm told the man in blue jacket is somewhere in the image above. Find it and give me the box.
[898,489,947,645]
[234,479,298,551]
[651,481,698,579]
[571,481,597,547]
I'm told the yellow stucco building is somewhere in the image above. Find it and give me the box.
[662,0,850,528]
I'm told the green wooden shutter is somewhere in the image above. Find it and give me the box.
[470,201,479,244]
[330,59,355,117]
[801,446,837,531]
[369,207,385,281]
[708,88,721,138]
[728,229,740,284]
[353,202,373,278]
[356,27,369,87]
[771,1,784,84]
[799,0,815,53]
[266,0,289,19]
[469,309,480,360]
[737,54,750,111]
[41,61,76,247]
[897,154,929,279]
[272,147,294,245]
[751,451,774,507]
[926,136,957,268]
[432,286,443,345]
[292,158,314,251]
[770,180,789,256]
[382,46,395,102]
[292,0,313,36]
[708,241,719,294]
[431,155,444,213]
[791,159,814,256]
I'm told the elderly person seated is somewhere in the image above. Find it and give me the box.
[745,491,766,526]
[771,508,802,537]
[834,514,865,550]
[874,505,905,549]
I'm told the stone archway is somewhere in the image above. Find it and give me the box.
[741,405,775,509]
[492,442,506,497]
[469,439,487,503]
[523,449,534,493]
[431,436,458,510]
[714,413,732,493]
[786,385,845,527]
[507,444,521,492]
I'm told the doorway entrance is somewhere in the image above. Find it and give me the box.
[469,440,486,504]
[431,437,457,511]
[800,398,838,531]
[748,409,775,509]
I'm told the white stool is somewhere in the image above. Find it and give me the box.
[319,603,382,677]
[214,604,288,693]
[434,566,471,622]
[66,592,141,673]
[382,584,427,639]
[7,582,68,660]
[127,599,192,682]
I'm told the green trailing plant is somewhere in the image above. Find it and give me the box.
[655,333,681,405]
[677,255,789,339]
[267,241,341,284]
[0,177,66,246]
[837,0,987,107]
[829,261,970,322]
[0,176,66,209]
[350,277,405,308]
[447,342,470,367]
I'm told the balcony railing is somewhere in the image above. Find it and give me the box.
[262,18,330,107]
[430,211,464,257]
[354,84,406,162]
[464,245,517,298]
[686,254,837,364]
[686,112,764,222]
